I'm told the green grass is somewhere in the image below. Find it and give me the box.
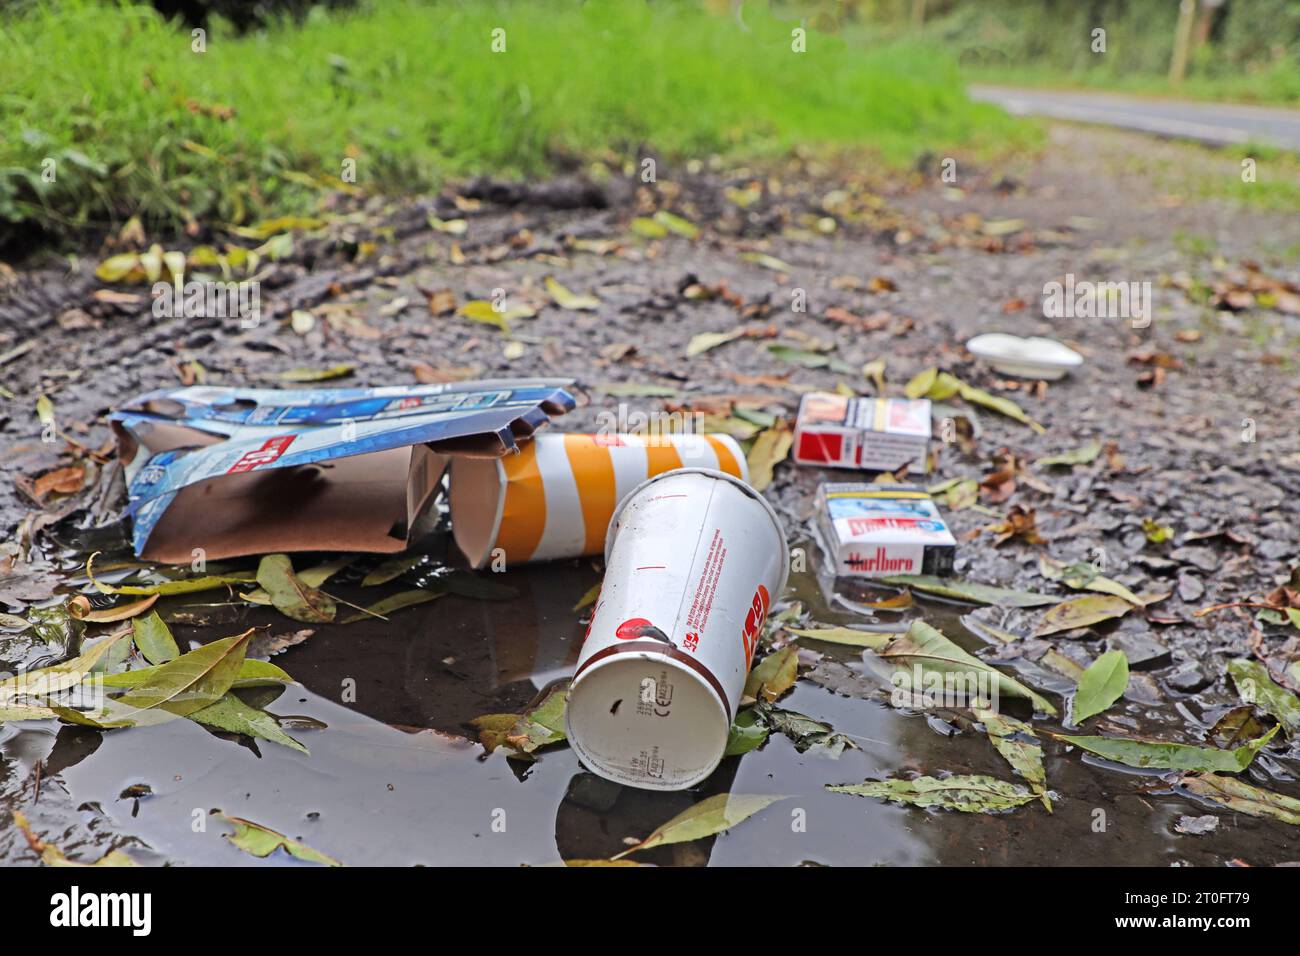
[0,0,1032,246]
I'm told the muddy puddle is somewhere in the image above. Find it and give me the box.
[2,494,1298,868]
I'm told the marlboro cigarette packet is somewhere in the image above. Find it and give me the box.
[817,483,955,578]
[793,392,931,474]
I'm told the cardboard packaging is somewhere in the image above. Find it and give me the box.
[817,483,955,578]
[793,392,931,474]
[566,468,788,791]
[109,380,576,563]
[449,432,747,568]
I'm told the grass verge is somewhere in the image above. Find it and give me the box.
[0,0,1033,248]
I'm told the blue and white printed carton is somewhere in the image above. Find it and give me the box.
[110,379,577,563]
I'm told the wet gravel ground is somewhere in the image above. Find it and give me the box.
[1,124,1299,865]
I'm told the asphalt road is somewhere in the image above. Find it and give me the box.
[970,84,1300,152]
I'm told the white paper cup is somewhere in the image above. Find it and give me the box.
[449,432,747,568]
[565,468,789,790]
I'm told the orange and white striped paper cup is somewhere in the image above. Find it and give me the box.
[565,467,788,790]
[448,432,747,568]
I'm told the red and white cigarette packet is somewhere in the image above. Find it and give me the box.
[793,392,931,474]
[817,483,955,577]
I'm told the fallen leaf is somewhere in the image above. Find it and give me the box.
[340,589,442,623]
[653,210,699,240]
[1035,594,1136,636]
[188,691,310,753]
[1178,773,1300,825]
[219,813,341,865]
[611,793,786,859]
[879,574,1057,607]
[876,620,1057,715]
[1036,441,1102,468]
[976,708,1051,810]
[1228,658,1300,735]
[256,555,336,623]
[985,504,1043,546]
[471,684,568,758]
[68,593,159,623]
[32,465,86,499]
[12,811,137,867]
[1056,726,1277,772]
[752,702,855,756]
[743,646,798,703]
[741,252,793,273]
[746,421,792,491]
[545,276,599,311]
[724,710,769,756]
[687,329,743,357]
[1038,557,1143,605]
[0,631,127,706]
[279,364,355,382]
[828,774,1036,813]
[788,626,892,650]
[1072,650,1129,723]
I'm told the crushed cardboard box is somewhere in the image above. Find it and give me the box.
[110,379,576,563]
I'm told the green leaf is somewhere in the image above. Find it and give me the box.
[0,631,127,703]
[1179,773,1300,825]
[879,574,1057,607]
[1057,726,1278,773]
[471,684,568,758]
[755,703,855,756]
[746,422,792,492]
[1038,557,1144,605]
[12,811,138,867]
[741,252,792,272]
[572,583,601,612]
[86,554,256,598]
[828,774,1036,813]
[1036,441,1102,468]
[219,814,341,865]
[1035,594,1136,636]
[788,626,893,650]
[687,329,743,357]
[100,656,290,690]
[188,693,309,754]
[743,645,798,703]
[340,589,442,623]
[724,710,769,756]
[257,554,336,623]
[1228,658,1300,735]
[629,216,668,239]
[956,382,1045,433]
[1072,650,1129,724]
[279,364,355,382]
[767,343,830,368]
[876,620,1058,715]
[87,630,254,725]
[653,210,699,239]
[360,555,425,587]
[976,709,1051,810]
[132,611,179,665]
[611,793,786,859]
[545,276,599,311]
